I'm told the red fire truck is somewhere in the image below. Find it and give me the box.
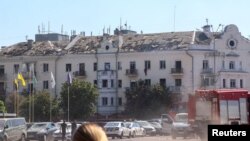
[188,89,250,140]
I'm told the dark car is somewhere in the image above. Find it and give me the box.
[26,122,57,141]
[149,122,163,135]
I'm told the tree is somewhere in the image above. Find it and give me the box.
[5,92,25,114]
[0,100,6,113]
[60,79,98,120]
[19,90,60,122]
[125,80,175,119]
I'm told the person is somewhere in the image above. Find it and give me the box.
[72,123,108,141]
[71,120,77,136]
[61,120,67,141]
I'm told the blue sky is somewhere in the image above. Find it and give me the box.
[1,0,250,46]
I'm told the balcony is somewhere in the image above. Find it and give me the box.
[201,68,213,74]
[125,69,138,77]
[0,73,6,81]
[73,71,87,79]
[171,68,183,76]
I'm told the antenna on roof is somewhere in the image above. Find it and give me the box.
[120,17,122,30]
[206,18,209,25]
[48,21,50,33]
[38,25,40,34]
[61,24,64,34]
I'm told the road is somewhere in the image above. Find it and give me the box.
[111,135,201,141]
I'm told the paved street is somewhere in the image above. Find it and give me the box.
[111,136,201,141]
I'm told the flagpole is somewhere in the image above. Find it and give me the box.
[50,89,52,122]
[67,85,69,122]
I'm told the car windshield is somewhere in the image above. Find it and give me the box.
[137,121,150,126]
[125,122,132,127]
[175,114,188,122]
[0,120,5,130]
[31,123,47,129]
[105,122,119,127]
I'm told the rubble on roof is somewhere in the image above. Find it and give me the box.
[0,31,213,56]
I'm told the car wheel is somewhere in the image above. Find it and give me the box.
[3,136,7,141]
[20,134,26,141]
[120,132,123,139]
[132,131,135,138]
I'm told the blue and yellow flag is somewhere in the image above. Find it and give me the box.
[17,73,26,87]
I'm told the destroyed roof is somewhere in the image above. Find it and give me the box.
[0,31,214,56]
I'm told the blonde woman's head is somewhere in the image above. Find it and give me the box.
[72,123,108,141]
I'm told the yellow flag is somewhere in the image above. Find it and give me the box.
[14,78,18,89]
[18,73,26,87]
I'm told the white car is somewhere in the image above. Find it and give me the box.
[171,113,194,139]
[104,121,131,139]
[52,122,71,141]
[125,122,146,137]
[135,120,156,136]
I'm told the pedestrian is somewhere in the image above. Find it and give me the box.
[71,120,77,136]
[72,123,108,141]
[61,120,67,141]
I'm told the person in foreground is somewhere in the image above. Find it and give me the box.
[72,123,108,141]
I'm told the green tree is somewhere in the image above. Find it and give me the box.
[60,79,98,120]
[125,80,174,119]
[5,92,25,114]
[0,100,6,113]
[19,90,60,122]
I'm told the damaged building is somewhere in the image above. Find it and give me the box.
[1,24,250,115]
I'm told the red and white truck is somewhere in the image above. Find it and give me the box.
[188,89,250,139]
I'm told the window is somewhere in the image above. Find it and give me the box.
[102,79,108,88]
[111,97,114,106]
[230,79,236,88]
[0,65,4,75]
[102,97,108,106]
[145,79,151,86]
[175,79,182,86]
[145,60,151,70]
[14,64,19,74]
[130,81,136,88]
[160,60,166,69]
[43,63,49,72]
[43,80,49,89]
[118,62,122,70]
[160,79,166,87]
[203,60,209,69]
[229,61,235,70]
[111,79,114,88]
[93,62,97,71]
[240,79,243,88]
[239,61,242,70]
[223,79,226,88]
[118,97,122,106]
[175,61,182,69]
[118,80,122,88]
[66,64,72,72]
[79,63,85,73]
[28,83,34,93]
[130,61,136,70]
[94,80,97,86]
[104,63,110,71]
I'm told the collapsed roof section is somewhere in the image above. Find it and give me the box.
[0,30,215,56]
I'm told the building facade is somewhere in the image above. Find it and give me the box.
[0,24,250,115]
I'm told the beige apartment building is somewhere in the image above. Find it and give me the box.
[0,24,249,115]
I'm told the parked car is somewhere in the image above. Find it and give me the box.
[135,120,156,136]
[0,117,27,141]
[125,122,146,137]
[65,123,81,141]
[149,121,163,135]
[103,121,131,139]
[171,113,194,139]
[26,122,57,141]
